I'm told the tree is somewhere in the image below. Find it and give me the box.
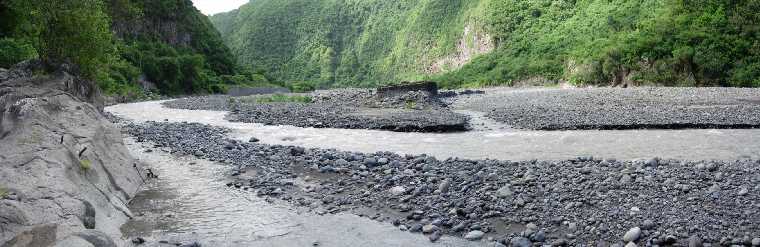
[9,0,114,78]
[0,38,36,68]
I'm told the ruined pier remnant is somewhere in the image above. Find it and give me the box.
[376,81,438,98]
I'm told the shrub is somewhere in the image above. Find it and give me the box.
[255,94,312,103]
[289,82,315,93]
[0,38,36,68]
[79,159,92,171]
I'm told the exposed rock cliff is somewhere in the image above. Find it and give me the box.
[0,62,143,246]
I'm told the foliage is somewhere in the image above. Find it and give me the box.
[79,159,92,171]
[252,94,313,104]
[213,0,760,88]
[438,0,760,87]
[404,101,417,109]
[0,38,36,68]
[0,0,262,98]
[211,0,487,88]
[0,187,7,199]
[289,82,316,93]
[8,0,114,79]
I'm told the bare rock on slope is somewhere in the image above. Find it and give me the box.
[0,62,142,246]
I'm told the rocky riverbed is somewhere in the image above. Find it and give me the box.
[123,121,760,246]
[162,89,469,132]
[456,87,760,130]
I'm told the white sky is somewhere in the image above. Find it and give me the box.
[191,0,248,15]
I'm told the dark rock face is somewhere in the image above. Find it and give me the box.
[125,121,760,246]
[465,87,760,130]
[376,81,438,98]
[0,65,142,246]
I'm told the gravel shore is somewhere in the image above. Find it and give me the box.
[162,89,469,132]
[457,87,760,130]
[125,121,760,246]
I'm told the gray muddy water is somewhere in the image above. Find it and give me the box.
[121,138,483,247]
[110,99,760,246]
[108,101,760,161]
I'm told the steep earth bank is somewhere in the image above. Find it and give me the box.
[124,121,760,246]
[0,62,143,247]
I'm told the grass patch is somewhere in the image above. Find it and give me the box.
[252,94,312,104]
[0,187,7,199]
[404,101,417,109]
[79,159,92,171]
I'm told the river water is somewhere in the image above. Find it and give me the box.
[121,138,483,247]
[108,100,760,161]
[109,99,760,246]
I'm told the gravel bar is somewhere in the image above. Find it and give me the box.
[162,89,469,132]
[462,87,760,130]
[125,121,760,246]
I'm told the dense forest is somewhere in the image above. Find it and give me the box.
[0,0,272,97]
[212,0,760,88]
[1,0,757,93]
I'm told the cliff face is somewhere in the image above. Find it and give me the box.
[109,0,237,75]
[0,63,143,247]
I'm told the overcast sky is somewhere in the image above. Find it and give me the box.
[191,0,248,15]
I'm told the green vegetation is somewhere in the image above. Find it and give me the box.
[211,0,488,88]
[0,187,8,199]
[3,0,757,91]
[404,101,417,110]
[0,38,36,68]
[246,94,313,104]
[0,0,269,98]
[213,0,760,88]
[438,0,760,88]
[79,159,93,171]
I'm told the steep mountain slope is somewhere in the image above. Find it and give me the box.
[211,0,493,88]
[0,0,270,98]
[105,0,244,95]
[212,0,760,88]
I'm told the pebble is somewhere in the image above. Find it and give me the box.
[428,231,442,242]
[568,222,578,232]
[642,220,655,230]
[497,185,513,198]
[464,230,485,240]
[389,186,406,196]
[439,178,452,193]
[510,237,531,247]
[688,236,703,247]
[410,223,423,233]
[738,186,749,196]
[131,237,146,244]
[422,224,438,234]
[623,227,641,242]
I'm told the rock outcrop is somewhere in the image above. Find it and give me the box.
[0,62,143,246]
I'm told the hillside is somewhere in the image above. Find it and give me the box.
[212,0,760,88]
[0,0,270,98]
[210,0,494,88]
